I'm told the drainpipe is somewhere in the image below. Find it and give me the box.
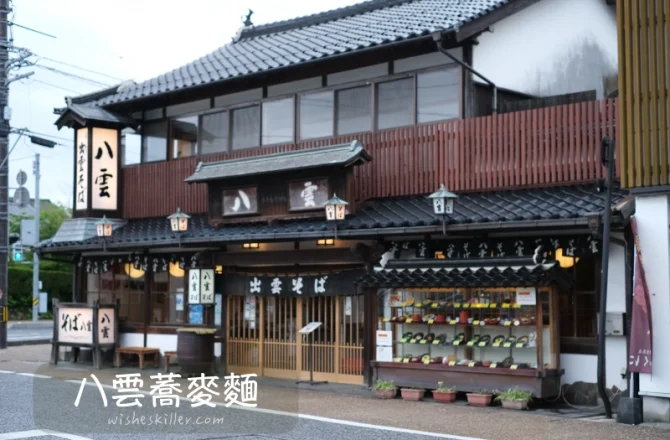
[597,136,615,419]
[432,31,498,114]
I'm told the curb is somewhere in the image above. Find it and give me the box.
[8,321,53,330]
[7,339,51,347]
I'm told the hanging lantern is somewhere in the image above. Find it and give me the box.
[168,208,190,232]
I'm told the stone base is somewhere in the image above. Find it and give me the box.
[643,396,670,423]
[617,397,643,425]
[563,382,624,409]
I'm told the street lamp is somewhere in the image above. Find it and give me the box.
[168,208,190,247]
[427,184,458,235]
[324,194,348,239]
[95,215,113,251]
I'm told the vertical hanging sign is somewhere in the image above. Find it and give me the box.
[91,128,119,211]
[200,269,214,304]
[188,269,201,304]
[75,128,88,211]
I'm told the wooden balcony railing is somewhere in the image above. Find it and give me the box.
[122,98,619,219]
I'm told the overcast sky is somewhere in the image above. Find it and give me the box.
[9,0,359,207]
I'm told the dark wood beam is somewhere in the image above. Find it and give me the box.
[214,248,364,267]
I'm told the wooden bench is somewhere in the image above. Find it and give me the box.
[114,347,160,369]
[164,351,177,372]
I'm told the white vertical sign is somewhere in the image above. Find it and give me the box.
[188,270,201,304]
[75,128,88,211]
[91,127,119,210]
[200,269,214,304]
[215,294,222,326]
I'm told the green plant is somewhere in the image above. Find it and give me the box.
[402,387,424,390]
[436,382,456,393]
[372,380,396,391]
[472,389,492,395]
[494,387,533,403]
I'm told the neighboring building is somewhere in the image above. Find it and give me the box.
[8,196,57,244]
[616,0,670,423]
[41,0,626,397]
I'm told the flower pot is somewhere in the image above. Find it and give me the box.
[466,393,492,407]
[433,391,457,403]
[401,389,425,401]
[375,388,397,399]
[501,399,528,410]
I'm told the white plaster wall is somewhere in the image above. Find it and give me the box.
[636,195,670,398]
[147,334,178,354]
[119,332,143,348]
[473,0,618,98]
[561,354,597,384]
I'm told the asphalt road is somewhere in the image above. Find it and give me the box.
[7,322,52,346]
[0,373,471,440]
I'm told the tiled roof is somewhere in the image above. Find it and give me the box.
[357,260,572,288]
[39,184,627,252]
[54,103,137,129]
[77,0,515,107]
[185,140,371,183]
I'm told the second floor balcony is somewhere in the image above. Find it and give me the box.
[121,98,619,219]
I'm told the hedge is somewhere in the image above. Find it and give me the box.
[8,263,73,318]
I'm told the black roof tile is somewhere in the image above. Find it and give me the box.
[40,184,627,252]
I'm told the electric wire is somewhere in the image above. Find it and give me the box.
[37,56,124,82]
[33,64,111,88]
[27,78,83,95]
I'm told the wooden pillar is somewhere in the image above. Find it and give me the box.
[143,252,150,348]
[462,42,476,118]
[362,287,377,387]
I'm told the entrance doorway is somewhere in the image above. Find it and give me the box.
[225,295,364,385]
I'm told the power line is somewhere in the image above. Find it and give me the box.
[9,22,56,39]
[18,130,71,144]
[38,56,124,82]
[27,78,84,95]
[33,64,111,88]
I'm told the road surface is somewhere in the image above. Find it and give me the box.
[7,322,52,346]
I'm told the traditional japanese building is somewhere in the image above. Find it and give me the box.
[40,0,629,395]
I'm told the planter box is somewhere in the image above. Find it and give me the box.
[433,391,457,403]
[466,393,492,407]
[375,388,397,399]
[401,389,425,401]
[500,399,528,410]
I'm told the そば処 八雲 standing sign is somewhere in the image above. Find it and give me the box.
[189,270,201,303]
[91,128,119,211]
[200,269,214,304]
[57,306,117,345]
[75,128,88,211]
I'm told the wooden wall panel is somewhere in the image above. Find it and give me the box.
[121,99,619,219]
[618,0,669,188]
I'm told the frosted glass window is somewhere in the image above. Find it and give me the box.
[231,105,260,150]
[262,98,295,145]
[142,120,168,163]
[300,91,334,140]
[377,78,413,129]
[417,68,460,123]
[200,111,228,154]
[336,86,371,135]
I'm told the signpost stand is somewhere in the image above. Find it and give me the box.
[50,299,119,369]
[297,322,327,386]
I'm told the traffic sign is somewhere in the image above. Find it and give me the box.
[32,297,38,306]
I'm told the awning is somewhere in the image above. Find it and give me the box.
[356,259,573,289]
[185,140,371,183]
[55,103,137,130]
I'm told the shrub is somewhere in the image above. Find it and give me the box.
[372,380,396,391]
[494,387,533,403]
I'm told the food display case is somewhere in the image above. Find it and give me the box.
[371,287,561,397]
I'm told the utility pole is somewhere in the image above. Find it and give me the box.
[32,153,39,322]
[0,0,11,349]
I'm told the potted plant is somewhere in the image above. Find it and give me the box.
[401,387,426,401]
[495,387,533,410]
[372,380,397,399]
[433,382,457,403]
[466,389,493,407]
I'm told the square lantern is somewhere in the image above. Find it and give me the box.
[95,215,113,237]
[324,194,349,221]
[168,208,190,233]
[428,184,458,215]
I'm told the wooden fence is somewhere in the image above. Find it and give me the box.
[122,98,619,219]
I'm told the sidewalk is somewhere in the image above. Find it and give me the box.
[1,344,668,440]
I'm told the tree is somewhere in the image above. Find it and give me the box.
[9,202,71,241]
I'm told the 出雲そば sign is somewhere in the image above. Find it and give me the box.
[75,128,88,211]
[91,128,119,211]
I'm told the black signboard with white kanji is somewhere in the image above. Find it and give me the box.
[222,270,364,297]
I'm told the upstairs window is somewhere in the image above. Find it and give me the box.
[299,91,334,140]
[336,86,371,135]
[262,97,294,145]
[121,128,141,166]
[376,78,414,129]
[200,111,228,155]
[171,115,198,159]
[142,120,168,163]
[417,68,459,123]
[231,105,260,150]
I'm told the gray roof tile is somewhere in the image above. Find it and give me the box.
[77,0,513,107]
[40,184,627,252]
